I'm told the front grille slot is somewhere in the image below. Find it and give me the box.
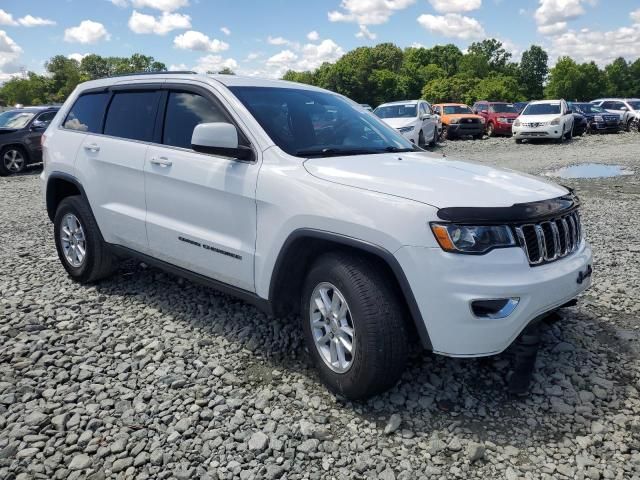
[515,211,581,266]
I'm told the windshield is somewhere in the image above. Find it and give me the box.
[572,103,605,114]
[373,104,417,119]
[0,111,35,129]
[443,105,473,115]
[490,103,518,114]
[628,100,640,110]
[522,103,561,115]
[229,86,415,157]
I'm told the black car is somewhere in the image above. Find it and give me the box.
[568,102,622,134]
[572,111,588,136]
[0,106,59,176]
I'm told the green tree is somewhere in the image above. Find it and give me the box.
[472,73,523,102]
[45,55,82,102]
[577,62,607,100]
[605,57,632,97]
[217,67,235,75]
[458,53,490,79]
[422,75,479,104]
[519,45,548,100]
[467,39,511,71]
[80,54,110,80]
[545,56,582,99]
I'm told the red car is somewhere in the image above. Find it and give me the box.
[472,101,520,137]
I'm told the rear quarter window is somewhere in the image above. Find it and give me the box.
[63,93,110,133]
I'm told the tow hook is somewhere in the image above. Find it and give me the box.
[577,265,593,285]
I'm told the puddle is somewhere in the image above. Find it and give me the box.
[545,163,634,179]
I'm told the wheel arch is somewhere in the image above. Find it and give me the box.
[268,229,433,350]
[1,142,31,160]
[46,172,88,222]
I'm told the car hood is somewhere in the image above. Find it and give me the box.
[445,113,483,120]
[518,114,562,123]
[380,117,417,129]
[303,151,567,209]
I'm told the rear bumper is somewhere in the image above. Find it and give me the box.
[395,242,592,357]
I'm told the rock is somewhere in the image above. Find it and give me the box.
[298,439,319,453]
[150,449,164,466]
[69,454,92,470]
[174,417,191,433]
[591,422,605,434]
[111,457,133,473]
[379,468,396,480]
[466,442,485,462]
[110,438,127,454]
[24,411,49,427]
[248,432,269,451]
[384,414,402,435]
[133,452,148,467]
[448,438,463,452]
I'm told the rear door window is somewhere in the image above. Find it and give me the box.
[104,91,161,142]
[63,93,110,133]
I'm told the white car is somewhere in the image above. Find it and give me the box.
[373,100,439,147]
[513,100,574,144]
[590,98,640,132]
[41,74,592,399]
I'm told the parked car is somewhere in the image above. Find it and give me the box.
[471,101,519,137]
[360,103,373,112]
[41,73,592,400]
[374,100,439,147]
[568,102,622,134]
[512,100,574,144]
[0,106,59,176]
[590,98,640,132]
[432,103,485,139]
[514,102,529,113]
[571,110,588,137]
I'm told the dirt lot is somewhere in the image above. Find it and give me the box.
[1,132,639,480]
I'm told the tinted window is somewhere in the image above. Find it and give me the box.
[374,104,417,119]
[36,111,57,124]
[163,91,227,149]
[490,104,518,113]
[443,105,473,115]
[104,91,159,142]
[64,93,110,133]
[522,103,561,115]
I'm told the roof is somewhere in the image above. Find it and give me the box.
[591,98,640,102]
[377,100,421,107]
[433,103,469,106]
[3,106,60,112]
[528,99,562,104]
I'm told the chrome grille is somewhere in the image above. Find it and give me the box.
[515,211,582,265]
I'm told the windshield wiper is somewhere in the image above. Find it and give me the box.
[382,146,416,153]
[296,148,387,158]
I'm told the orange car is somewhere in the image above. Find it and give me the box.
[432,103,485,140]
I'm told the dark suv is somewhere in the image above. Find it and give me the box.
[568,102,622,134]
[0,106,59,176]
[472,101,520,137]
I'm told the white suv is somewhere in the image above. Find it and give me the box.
[590,98,640,132]
[41,73,593,399]
[373,100,439,147]
[513,100,574,143]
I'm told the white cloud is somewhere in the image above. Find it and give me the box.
[534,0,592,34]
[68,53,89,63]
[17,15,56,27]
[631,9,640,24]
[547,23,640,65]
[193,54,238,73]
[267,49,298,65]
[307,30,320,41]
[298,39,345,70]
[355,24,376,40]
[417,13,486,39]
[128,10,190,35]
[0,30,23,80]
[169,62,188,70]
[64,20,110,44]
[245,52,261,61]
[131,0,189,12]
[428,0,481,14]
[328,0,416,25]
[267,36,290,46]
[0,9,17,26]
[221,26,231,36]
[173,30,229,52]
[109,0,129,7]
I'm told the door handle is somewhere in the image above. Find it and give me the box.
[84,143,100,153]
[150,156,172,167]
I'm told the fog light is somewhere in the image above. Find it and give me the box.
[471,298,520,319]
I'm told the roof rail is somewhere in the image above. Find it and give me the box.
[106,70,198,79]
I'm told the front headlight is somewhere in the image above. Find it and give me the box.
[513,119,521,127]
[398,125,415,133]
[431,223,517,254]
[449,118,459,124]
[594,115,604,122]
[551,117,561,125]
[497,117,508,123]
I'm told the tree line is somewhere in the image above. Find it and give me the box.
[1,41,639,107]
[283,40,640,107]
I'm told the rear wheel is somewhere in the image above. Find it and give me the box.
[54,196,116,283]
[0,146,28,176]
[301,252,408,400]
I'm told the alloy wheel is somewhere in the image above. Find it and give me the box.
[60,213,87,268]
[309,282,355,373]
[3,149,25,173]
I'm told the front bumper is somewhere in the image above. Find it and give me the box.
[590,121,621,132]
[395,241,592,357]
[447,123,484,137]
[493,122,513,134]
[513,124,563,139]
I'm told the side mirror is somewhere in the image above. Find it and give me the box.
[421,113,431,120]
[620,106,628,111]
[191,122,253,161]
[566,109,573,114]
[31,120,48,130]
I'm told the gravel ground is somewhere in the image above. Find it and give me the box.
[1,132,639,480]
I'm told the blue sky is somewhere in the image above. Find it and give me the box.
[1,0,639,81]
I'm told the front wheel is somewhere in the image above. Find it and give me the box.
[486,123,495,137]
[565,125,573,140]
[301,252,408,400]
[418,130,425,148]
[0,146,28,176]
[54,196,116,283]
[515,138,523,144]
[428,127,438,147]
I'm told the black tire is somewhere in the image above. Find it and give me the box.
[473,133,483,140]
[301,252,408,400]
[625,119,632,132]
[418,130,425,148]
[486,122,495,137]
[428,127,437,147]
[0,145,28,176]
[54,196,116,284]
[515,138,523,144]
[565,126,573,141]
